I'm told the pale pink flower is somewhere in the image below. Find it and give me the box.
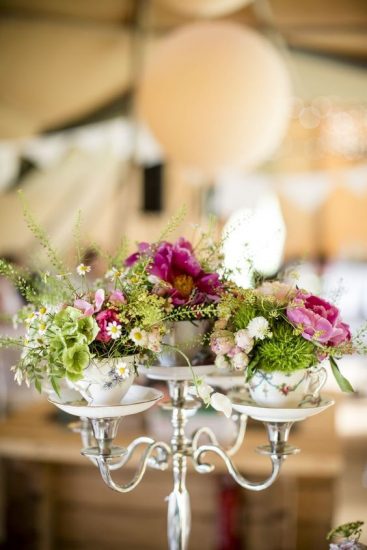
[234,329,254,353]
[210,330,235,355]
[109,290,126,305]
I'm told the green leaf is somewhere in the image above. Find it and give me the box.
[34,378,42,394]
[246,356,260,382]
[50,377,61,398]
[330,357,354,393]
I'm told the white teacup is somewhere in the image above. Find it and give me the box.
[69,356,136,406]
[247,366,327,408]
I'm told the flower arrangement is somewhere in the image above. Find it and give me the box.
[210,280,355,394]
[0,259,167,395]
[0,204,234,414]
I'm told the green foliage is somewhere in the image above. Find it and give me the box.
[157,205,187,242]
[327,521,364,542]
[19,191,76,293]
[256,323,317,373]
[0,259,37,302]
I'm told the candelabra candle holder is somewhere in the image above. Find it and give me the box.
[51,369,334,550]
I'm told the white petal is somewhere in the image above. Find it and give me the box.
[196,382,214,402]
[210,392,232,418]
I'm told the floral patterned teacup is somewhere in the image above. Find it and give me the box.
[247,366,327,408]
[70,356,135,405]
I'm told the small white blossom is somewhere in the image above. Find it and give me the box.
[11,366,23,385]
[215,354,231,370]
[210,392,232,418]
[106,321,122,340]
[234,329,254,353]
[129,327,148,347]
[231,352,249,371]
[247,316,272,340]
[76,263,91,276]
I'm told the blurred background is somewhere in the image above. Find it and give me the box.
[0,0,366,549]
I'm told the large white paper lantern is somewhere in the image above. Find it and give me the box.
[155,0,252,18]
[138,22,292,174]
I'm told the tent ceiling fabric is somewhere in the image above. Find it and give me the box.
[0,19,132,139]
[0,150,125,256]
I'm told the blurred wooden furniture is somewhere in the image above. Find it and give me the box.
[0,400,342,550]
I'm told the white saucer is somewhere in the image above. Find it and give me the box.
[140,364,215,381]
[229,391,335,422]
[49,385,163,419]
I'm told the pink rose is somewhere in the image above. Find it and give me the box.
[286,292,351,347]
[95,309,120,343]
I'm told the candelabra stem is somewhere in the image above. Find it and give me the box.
[167,381,191,550]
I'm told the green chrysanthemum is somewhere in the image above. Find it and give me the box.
[256,322,317,373]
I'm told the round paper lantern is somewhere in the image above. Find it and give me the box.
[138,22,292,174]
[155,0,252,18]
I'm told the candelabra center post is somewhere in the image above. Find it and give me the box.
[167,380,192,550]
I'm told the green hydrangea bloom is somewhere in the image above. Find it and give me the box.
[77,315,99,344]
[53,307,82,336]
[62,341,90,381]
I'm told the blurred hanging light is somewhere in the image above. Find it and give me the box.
[222,191,286,288]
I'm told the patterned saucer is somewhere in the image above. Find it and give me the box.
[229,390,335,422]
[49,385,163,419]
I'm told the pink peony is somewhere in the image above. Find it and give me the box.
[95,309,120,343]
[125,238,222,306]
[286,292,351,347]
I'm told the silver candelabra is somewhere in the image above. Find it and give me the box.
[67,378,301,550]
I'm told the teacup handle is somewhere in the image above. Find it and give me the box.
[308,366,327,399]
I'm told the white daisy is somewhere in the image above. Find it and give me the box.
[247,316,272,340]
[105,267,124,282]
[116,362,130,379]
[106,321,122,340]
[24,311,37,325]
[76,263,91,276]
[37,306,49,320]
[129,327,148,347]
[37,322,48,335]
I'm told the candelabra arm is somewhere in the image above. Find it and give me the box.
[97,440,172,494]
[193,443,283,491]
[108,436,157,471]
[226,413,248,457]
[191,414,248,460]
